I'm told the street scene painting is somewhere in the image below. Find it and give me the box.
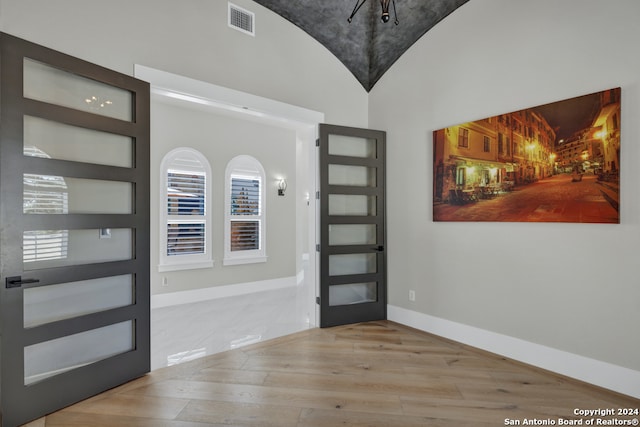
[433,88,621,223]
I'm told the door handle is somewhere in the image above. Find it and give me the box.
[5,276,40,289]
[372,245,384,252]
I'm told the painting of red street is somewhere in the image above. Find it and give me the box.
[433,88,621,223]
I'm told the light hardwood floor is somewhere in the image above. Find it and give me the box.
[26,321,639,426]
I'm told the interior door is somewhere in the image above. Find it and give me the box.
[318,124,386,328]
[0,33,150,426]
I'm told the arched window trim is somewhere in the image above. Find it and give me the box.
[159,147,213,272]
[224,155,267,265]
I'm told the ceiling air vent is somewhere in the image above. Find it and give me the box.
[228,3,255,36]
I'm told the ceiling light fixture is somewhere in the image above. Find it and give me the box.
[348,0,399,25]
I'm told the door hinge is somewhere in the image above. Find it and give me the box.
[316,244,320,252]
[316,296,320,305]
[316,191,320,200]
[316,138,320,147]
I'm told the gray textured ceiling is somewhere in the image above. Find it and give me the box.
[252,0,470,91]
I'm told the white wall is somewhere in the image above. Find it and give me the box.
[371,0,640,379]
[150,97,297,295]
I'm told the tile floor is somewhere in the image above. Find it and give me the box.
[150,283,312,371]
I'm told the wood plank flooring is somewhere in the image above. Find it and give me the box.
[25,321,639,426]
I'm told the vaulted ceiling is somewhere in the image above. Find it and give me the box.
[252,0,470,91]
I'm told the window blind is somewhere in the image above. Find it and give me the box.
[167,223,205,255]
[230,176,260,252]
[230,221,259,251]
[167,171,206,256]
[167,171,205,215]
[231,177,260,215]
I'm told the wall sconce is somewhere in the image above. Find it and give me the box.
[277,179,287,196]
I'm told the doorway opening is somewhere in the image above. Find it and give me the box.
[134,66,322,368]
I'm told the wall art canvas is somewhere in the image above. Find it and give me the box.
[433,88,620,223]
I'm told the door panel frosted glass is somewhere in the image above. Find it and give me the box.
[329,283,376,306]
[328,165,376,187]
[328,134,376,158]
[24,321,134,385]
[24,175,132,214]
[24,275,134,328]
[23,228,132,270]
[329,253,376,276]
[329,224,376,246]
[329,194,376,216]
[23,58,132,121]
[24,116,133,167]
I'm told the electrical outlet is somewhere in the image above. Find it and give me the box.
[162,276,168,287]
[409,290,415,301]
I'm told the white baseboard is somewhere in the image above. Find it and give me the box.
[152,276,297,309]
[388,305,640,399]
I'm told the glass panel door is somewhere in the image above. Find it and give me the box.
[319,124,386,327]
[0,32,150,427]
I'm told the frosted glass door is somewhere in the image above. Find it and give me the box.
[0,33,150,427]
[319,124,386,327]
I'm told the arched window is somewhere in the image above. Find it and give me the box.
[159,148,212,271]
[224,155,266,265]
